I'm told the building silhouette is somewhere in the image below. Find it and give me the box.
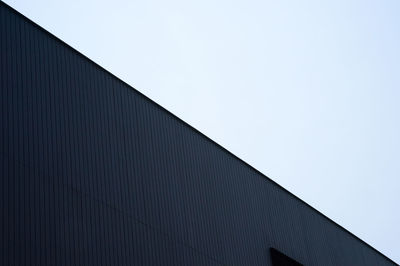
[0,2,396,265]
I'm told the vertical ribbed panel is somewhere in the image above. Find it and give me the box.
[0,2,396,266]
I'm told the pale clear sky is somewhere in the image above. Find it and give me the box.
[4,0,399,263]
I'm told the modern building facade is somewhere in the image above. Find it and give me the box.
[0,2,396,265]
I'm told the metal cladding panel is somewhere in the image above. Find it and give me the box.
[0,3,396,266]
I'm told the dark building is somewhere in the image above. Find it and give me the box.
[0,2,396,265]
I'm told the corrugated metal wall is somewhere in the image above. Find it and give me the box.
[0,2,396,265]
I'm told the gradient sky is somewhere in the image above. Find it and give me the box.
[4,0,400,263]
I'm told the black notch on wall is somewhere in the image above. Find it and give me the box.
[270,248,303,266]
